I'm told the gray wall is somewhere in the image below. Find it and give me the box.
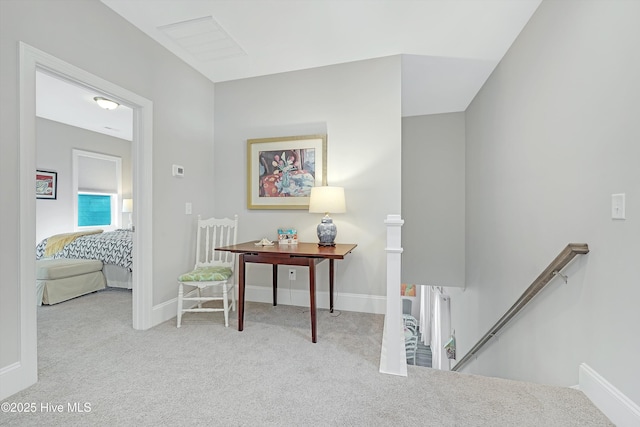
[1,0,215,369]
[214,57,402,302]
[4,0,636,407]
[452,0,640,404]
[402,113,465,287]
[36,118,133,242]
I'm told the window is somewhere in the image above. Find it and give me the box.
[72,149,122,231]
[78,193,114,227]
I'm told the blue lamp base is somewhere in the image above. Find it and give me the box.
[316,215,337,246]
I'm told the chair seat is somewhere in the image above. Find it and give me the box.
[178,266,233,282]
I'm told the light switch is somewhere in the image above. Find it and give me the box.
[612,193,625,220]
[185,202,192,215]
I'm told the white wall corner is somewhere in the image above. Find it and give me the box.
[579,363,640,427]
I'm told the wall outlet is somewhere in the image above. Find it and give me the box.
[172,164,184,177]
[288,269,296,280]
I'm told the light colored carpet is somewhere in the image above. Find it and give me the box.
[1,288,613,426]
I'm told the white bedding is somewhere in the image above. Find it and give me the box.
[36,229,133,289]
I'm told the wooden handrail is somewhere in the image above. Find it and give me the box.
[452,243,589,372]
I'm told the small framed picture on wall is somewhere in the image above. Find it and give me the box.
[36,170,57,200]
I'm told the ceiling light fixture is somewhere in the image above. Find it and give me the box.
[93,96,119,110]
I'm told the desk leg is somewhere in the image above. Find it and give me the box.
[309,258,317,343]
[272,264,278,306]
[238,253,245,332]
[329,259,335,313]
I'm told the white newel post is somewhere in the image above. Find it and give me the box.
[379,214,407,376]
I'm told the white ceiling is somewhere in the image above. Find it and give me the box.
[36,71,133,141]
[101,0,542,116]
[37,0,541,138]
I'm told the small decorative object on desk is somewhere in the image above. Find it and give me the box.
[277,228,298,244]
[255,238,274,246]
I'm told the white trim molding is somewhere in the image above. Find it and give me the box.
[579,363,640,427]
[246,285,386,314]
[152,298,180,326]
[0,362,33,402]
[153,286,387,329]
[17,42,154,332]
[2,42,154,401]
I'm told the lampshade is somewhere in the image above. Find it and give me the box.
[94,96,119,110]
[122,198,133,213]
[308,186,346,214]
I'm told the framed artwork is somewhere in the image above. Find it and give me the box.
[36,170,57,200]
[247,134,327,209]
[401,283,416,297]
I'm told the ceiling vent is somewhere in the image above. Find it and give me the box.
[158,16,246,62]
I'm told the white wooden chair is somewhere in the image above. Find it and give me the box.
[177,215,238,328]
[403,314,418,336]
[403,314,419,365]
[405,334,418,365]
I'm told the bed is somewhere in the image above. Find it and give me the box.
[36,229,133,289]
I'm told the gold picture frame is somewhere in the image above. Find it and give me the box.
[247,134,327,209]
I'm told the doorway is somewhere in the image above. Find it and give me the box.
[17,42,155,394]
[21,42,153,325]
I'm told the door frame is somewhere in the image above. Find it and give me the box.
[12,42,154,396]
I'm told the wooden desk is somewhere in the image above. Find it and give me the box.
[216,241,357,343]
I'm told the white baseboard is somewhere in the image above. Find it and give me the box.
[579,363,640,427]
[152,297,177,327]
[245,285,386,314]
[151,285,387,327]
[0,361,38,402]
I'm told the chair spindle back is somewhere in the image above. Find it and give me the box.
[194,215,238,268]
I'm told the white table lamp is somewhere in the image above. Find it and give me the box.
[308,186,346,246]
[122,198,133,230]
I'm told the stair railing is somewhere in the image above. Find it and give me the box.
[452,243,589,372]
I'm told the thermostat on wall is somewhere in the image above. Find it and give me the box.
[172,164,184,177]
